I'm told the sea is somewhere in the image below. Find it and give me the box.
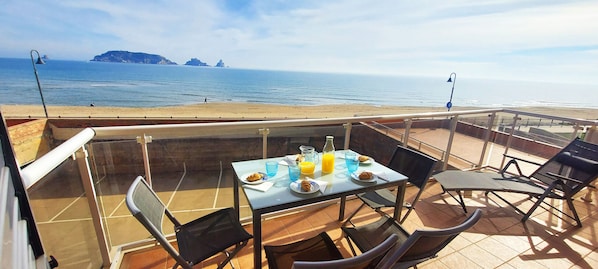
[1,58,597,109]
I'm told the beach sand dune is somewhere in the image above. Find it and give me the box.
[1,103,597,120]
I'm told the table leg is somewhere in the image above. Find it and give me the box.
[338,196,346,221]
[393,181,406,221]
[253,212,262,269]
[234,174,240,219]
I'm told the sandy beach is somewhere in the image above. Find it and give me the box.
[1,103,597,120]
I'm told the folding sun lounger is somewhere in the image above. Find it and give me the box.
[434,138,598,227]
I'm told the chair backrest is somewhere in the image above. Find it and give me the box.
[387,145,438,189]
[126,176,168,235]
[126,176,189,267]
[292,234,399,269]
[377,209,482,269]
[531,138,598,194]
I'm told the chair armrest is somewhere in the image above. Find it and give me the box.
[501,155,544,176]
[546,172,595,188]
[503,154,543,166]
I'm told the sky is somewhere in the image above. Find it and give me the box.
[1,0,598,84]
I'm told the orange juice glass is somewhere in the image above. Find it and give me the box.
[299,161,315,175]
[321,153,335,173]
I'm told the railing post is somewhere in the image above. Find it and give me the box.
[343,123,352,150]
[259,128,270,159]
[478,113,496,167]
[136,134,153,186]
[582,125,597,202]
[403,119,412,147]
[500,115,520,168]
[75,146,112,267]
[572,123,581,139]
[442,116,459,170]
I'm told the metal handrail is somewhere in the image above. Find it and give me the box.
[91,109,502,140]
[20,128,95,188]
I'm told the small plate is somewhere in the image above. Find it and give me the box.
[351,171,377,183]
[240,172,267,185]
[290,180,320,194]
[359,156,374,165]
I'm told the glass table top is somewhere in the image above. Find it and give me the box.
[232,150,407,212]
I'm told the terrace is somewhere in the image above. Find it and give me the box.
[2,108,597,268]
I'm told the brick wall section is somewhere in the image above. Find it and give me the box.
[455,121,560,158]
[87,130,345,175]
[7,119,52,165]
[366,119,561,160]
[349,124,403,166]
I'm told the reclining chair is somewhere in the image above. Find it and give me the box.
[126,176,253,269]
[435,138,598,227]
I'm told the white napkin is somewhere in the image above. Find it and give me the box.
[279,155,298,166]
[373,171,390,181]
[306,177,328,193]
[243,181,274,192]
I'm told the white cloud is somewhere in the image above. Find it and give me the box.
[1,0,597,84]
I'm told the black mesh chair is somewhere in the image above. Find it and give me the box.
[126,176,253,269]
[343,209,482,269]
[345,145,438,224]
[264,232,398,269]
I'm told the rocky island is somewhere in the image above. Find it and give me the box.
[91,51,176,65]
[184,58,209,66]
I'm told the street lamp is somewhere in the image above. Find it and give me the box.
[446,72,456,111]
[30,49,48,118]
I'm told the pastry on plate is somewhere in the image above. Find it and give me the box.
[300,180,311,192]
[359,171,373,180]
[358,155,370,162]
[246,172,263,182]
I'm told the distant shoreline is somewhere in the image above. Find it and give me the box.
[1,103,597,121]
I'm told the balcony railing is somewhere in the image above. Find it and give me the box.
[17,108,597,269]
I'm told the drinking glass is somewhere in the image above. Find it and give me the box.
[345,152,359,174]
[265,161,279,178]
[288,165,301,182]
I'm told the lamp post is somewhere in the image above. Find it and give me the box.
[30,49,48,118]
[446,72,456,111]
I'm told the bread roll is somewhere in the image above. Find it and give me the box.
[358,155,370,162]
[246,172,263,182]
[300,180,311,192]
[359,171,373,180]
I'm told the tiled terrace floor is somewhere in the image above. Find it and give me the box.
[119,179,598,269]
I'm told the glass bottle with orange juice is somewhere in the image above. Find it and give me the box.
[321,136,335,173]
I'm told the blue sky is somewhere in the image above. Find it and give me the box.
[1,0,597,84]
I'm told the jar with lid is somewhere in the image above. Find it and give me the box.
[321,136,335,173]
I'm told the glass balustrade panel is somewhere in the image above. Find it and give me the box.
[26,158,103,269]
